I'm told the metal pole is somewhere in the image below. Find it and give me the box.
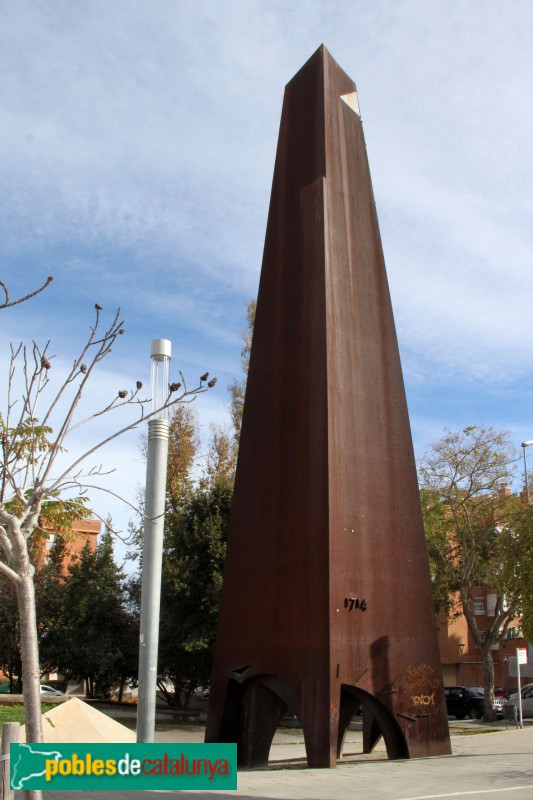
[503,656,508,691]
[502,639,508,692]
[516,647,524,729]
[137,340,171,743]
[522,442,532,509]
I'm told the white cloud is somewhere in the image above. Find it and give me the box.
[1,0,533,520]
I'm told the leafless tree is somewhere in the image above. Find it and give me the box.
[0,305,215,764]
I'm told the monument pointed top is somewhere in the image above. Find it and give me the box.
[287,44,358,100]
[310,42,334,60]
[289,43,335,76]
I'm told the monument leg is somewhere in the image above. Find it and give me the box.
[362,706,382,754]
[238,679,285,768]
[336,689,362,758]
[299,680,337,768]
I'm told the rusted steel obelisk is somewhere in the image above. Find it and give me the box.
[206,46,451,768]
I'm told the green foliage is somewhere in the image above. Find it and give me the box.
[502,508,533,642]
[419,426,519,615]
[0,411,90,543]
[43,529,138,698]
[0,413,54,460]
[0,573,22,690]
[34,497,92,541]
[157,481,232,706]
[419,425,531,719]
[36,535,69,673]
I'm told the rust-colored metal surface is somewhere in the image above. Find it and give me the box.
[205,45,451,768]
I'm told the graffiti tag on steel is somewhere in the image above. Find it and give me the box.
[399,663,442,709]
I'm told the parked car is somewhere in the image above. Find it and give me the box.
[511,682,533,695]
[444,686,484,719]
[458,686,504,717]
[505,684,533,718]
[0,683,64,696]
[493,695,506,717]
[39,684,64,696]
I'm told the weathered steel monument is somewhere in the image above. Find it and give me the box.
[205,46,451,767]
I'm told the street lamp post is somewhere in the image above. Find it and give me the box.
[521,441,533,509]
[459,643,465,685]
[137,339,171,743]
[502,639,508,692]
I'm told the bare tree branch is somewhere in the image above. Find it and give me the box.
[0,558,21,583]
[0,275,53,310]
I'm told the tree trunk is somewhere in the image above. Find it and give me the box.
[156,680,175,707]
[481,643,496,721]
[15,575,43,744]
[15,574,44,800]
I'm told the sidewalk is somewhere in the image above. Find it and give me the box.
[36,720,533,800]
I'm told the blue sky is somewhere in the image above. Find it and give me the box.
[2,1,533,556]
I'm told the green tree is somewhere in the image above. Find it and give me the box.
[48,529,138,698]
[1,534,69,690]
[505,508,533,644]
[0,573,22,691]
[157,482,232,707]
[36,534,70,676]
[419,426,529,719]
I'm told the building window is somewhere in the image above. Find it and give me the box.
[474,597,485,615]
[486,593,497,616]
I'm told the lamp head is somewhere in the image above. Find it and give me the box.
[150,338,172,420]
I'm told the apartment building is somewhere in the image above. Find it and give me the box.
[436,591,531,690]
